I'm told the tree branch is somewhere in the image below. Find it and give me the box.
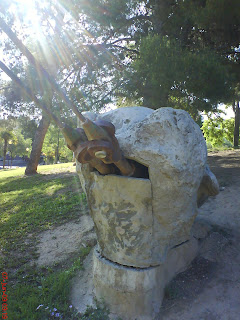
[91,82,122,106]
[110,44,139,54]
[107,37,132,45]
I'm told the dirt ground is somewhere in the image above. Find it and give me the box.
[198,150,240,232]
[160,150,240,320]
[37,150,240,320]
[37,215,95,266]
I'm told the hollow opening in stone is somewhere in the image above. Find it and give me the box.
[92,159,149,179]
[128,159,149,179]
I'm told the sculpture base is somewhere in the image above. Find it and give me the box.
[93,237,199,320]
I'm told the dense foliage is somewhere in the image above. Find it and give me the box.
[202,117,235,148]
[42,124,73,164]
[0,117,32,167]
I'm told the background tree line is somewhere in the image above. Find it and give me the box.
[0,0,239,174]
[0,115,73,168]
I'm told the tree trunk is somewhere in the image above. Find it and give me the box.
[25,115,50,175]
[10,152,13,168]
[3,140,7,169]
[233,101,240,147]
[54,129,60,164]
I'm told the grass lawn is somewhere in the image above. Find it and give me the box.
[0,163,109,320]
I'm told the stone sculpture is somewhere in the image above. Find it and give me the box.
[76,106,219,320]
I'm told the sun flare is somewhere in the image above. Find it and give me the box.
[12,0,39,21]
[10,0,48,36]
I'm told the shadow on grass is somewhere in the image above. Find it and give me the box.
[0,171,87,259]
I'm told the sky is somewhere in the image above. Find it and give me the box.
[201,104,235,120]
[218,104,235,119]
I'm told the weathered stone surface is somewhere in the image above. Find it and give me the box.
[88,172,153,267]
[191,217,212,240]
[100,106,153,133]
[114,107,207,262]
[77,107,208,265]
[197,164,219,207]
[93,238,199,320]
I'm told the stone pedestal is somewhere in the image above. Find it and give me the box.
[93,238,199,320]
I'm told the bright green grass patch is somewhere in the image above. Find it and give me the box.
[8,247,95,320]
[0,162,75,180]
[0,164,85,257]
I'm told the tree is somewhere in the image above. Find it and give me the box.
[0,117,16,168]
[0,129,14,168]
[57,0,239,126]
[126,35,233,121]
[1,73,52,174]
[7,129,31,166]
[147,0,240,138]
[0,117,32,167]
[231,86,240,147]
[233,101,239,147]
[48,0,152,110]
[1,0,135,174]
[42,124,73,164]
[17,115,38,141]
[202,117,234,148]
[24,115,51,174]
[0,5,69,174]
